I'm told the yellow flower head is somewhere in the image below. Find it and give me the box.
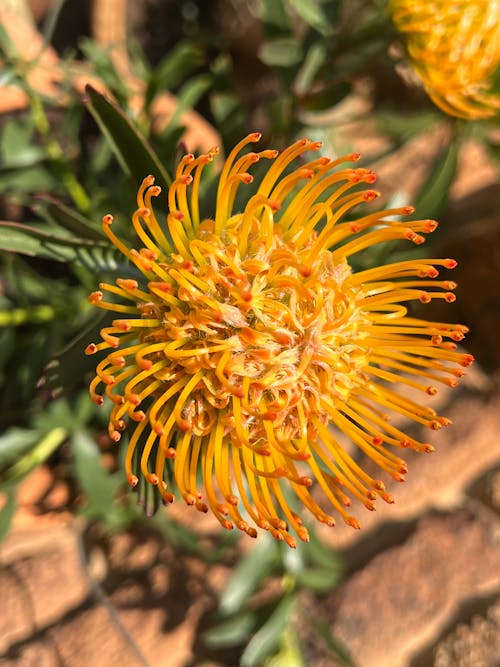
[390,0,500,119]
[86,134,473,547]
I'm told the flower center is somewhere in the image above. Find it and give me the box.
[135,215,367,448]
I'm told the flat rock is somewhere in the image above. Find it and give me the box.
[328,510,500,667]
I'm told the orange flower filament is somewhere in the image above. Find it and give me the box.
[390,0,500,119]
[86,134,473,546]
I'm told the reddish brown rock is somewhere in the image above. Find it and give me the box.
[0,526,89,647]
[45,605,148,667]
[433,599,500,667]
[328,510,500,667]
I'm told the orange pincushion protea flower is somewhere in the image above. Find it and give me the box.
[86,134,473,547]
[390,0,500,119]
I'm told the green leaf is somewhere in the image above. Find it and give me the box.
[161,75,212,135]
[33,398,88,435]
[84,85,172,193]
[309,618,358,667]
[72,429,123,524]
[150,512,204,553]
[307,528,344,571]
[0,428,67,485]
[0,487,16,543]
[286,0,331,35]
[210,92,240,124]
[41,312,108,397]
[0,429,39,467]
[257,0,292,32]
[0,165,58,194]
[292,43,327,96]
[0,327,16,372]
[146,41,205,108]
[485,137,500,171]
[203,611,257,649]
[413,138,459,220]
[0,222,74,260]
[241,594,296,667]
[1,120,44,168]
[219,534,278,615]
[296,567,342,593]
[259,39,303,68]
[282,541,305,574]
[265,628,305,667]
[41,0,67,45]
[373,109,441,145]
[0,221,110,264]
[34,196,104,241]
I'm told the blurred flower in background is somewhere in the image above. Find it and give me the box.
[390,0,500,119]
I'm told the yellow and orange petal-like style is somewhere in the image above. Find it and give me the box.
[389,0,500,119]
[86,133,473,547]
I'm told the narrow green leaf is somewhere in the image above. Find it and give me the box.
[0,428,67,485]
[373,109,440,144]
[0,487,16,543]
[296,567,341,593]
[0,428,39,467]
[292,43,327,96]
[41,312,108,397]
[0,327,16,372]
[307,529,344,571]
[286,0,330,35]
[203,611,257,649]
[72,429,121,519]
[241,594,296,667]
[257,0,292,32]
[150,513,203,553]
[146,41,205,107]
[84,85,172,192]
[310,618,358,667]
[266,628,305,667]
[413,138,459,220]
[0,221,108,263]
[219,534,278,615]
[1,120,44,168]
[34,398,88,435]
[259,38,303,68]
[0,165,58,194]
[161,75,212,136]
[0,22,16,58]
[34,196,104,241]
[41,0,67,46]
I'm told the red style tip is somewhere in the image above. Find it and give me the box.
[346,516,361,529]
[460,354,475,367]
[128,474,139,487]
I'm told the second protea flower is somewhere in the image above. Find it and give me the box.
[390,0,500,119]
[86,133,472,547]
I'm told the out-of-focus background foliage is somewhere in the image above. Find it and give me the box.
[0,1,499,666]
